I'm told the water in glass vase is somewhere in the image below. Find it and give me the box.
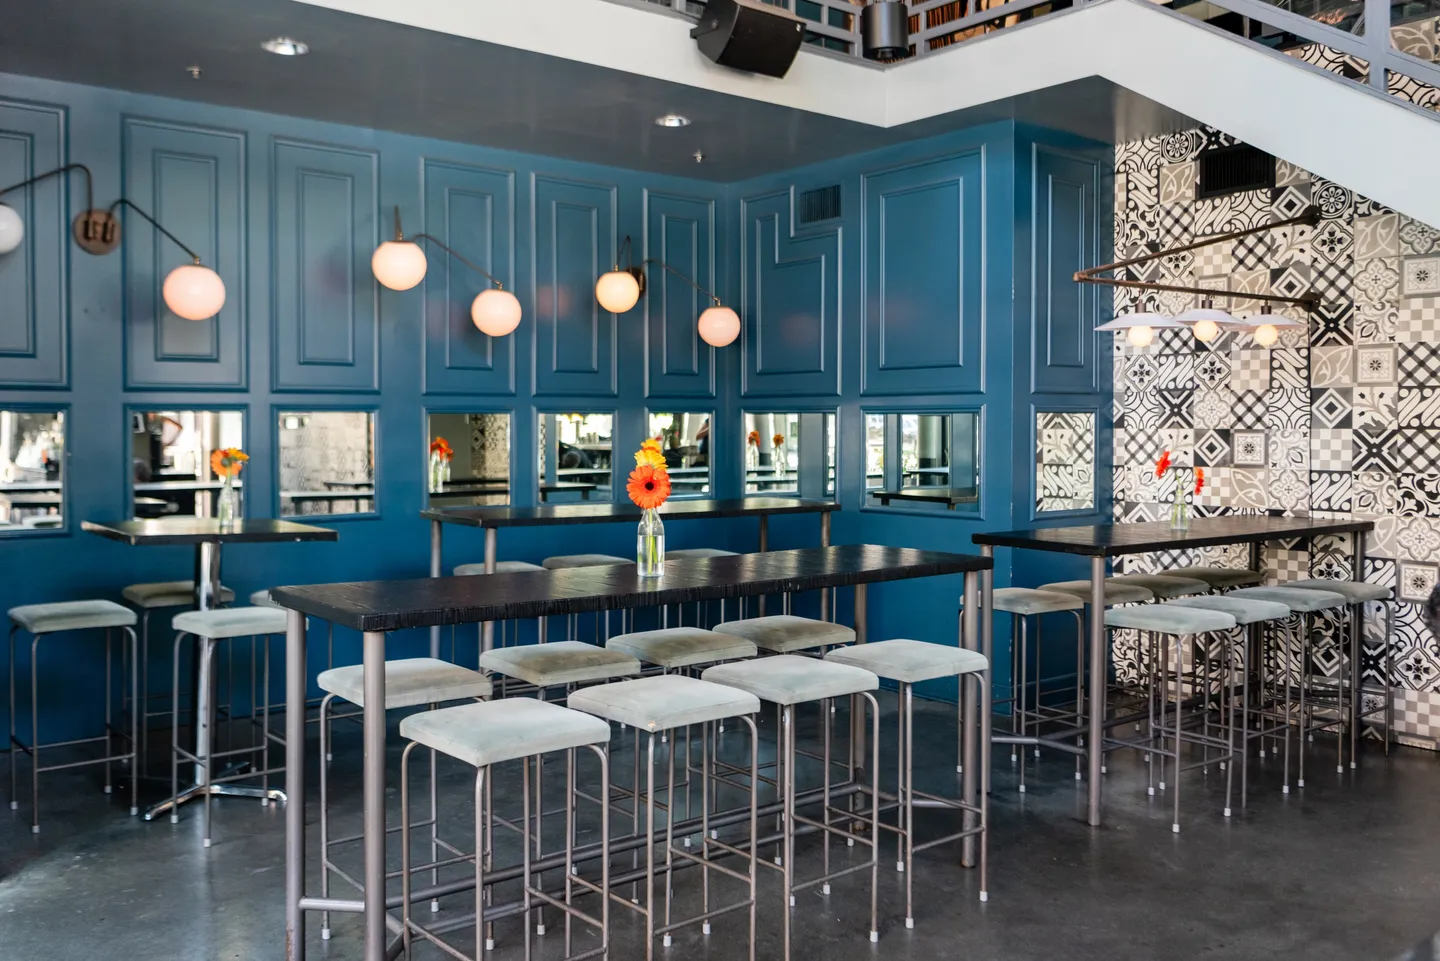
[637,507,665,576]
[218,479,239,530]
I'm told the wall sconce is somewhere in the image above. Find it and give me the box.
[594,235,740,347]
[0,163,227,320]
[370,207,522,337]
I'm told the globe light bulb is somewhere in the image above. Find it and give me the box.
[1253,323,1279,347]
[697,305,740,347]
[1126,324,1155,348]
[1192,318,1220,342]
[0,203,23,255]
[471,288,522,337]
[162,263,226,320]
[595,270,641,313]
[371,240,427,290]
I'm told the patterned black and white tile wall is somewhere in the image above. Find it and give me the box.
[1036,411,1096,513]
[1109,126,1440,746]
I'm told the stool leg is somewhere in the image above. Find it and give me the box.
[9,626,18,813]
[399,742,415,957]
[903,682,913,926]
[1172,638,1183,834]
[979,668,990,901]
[171,632,184,824]
[319,694,334,940]
[523,755,536,956]
[29,634,40,833]
[1384,602,1395,756]
[203,637,216,847]
[1224,629,1236,819]
[663,730,677,948]
[645,731,656,958]
[261,635,272,801]
[782,703,795,960]
[865,690,880,942]
[105,629,113,796]
[1349,603,1361,770]
[1018,616,1028,793]
[1300,615,1311,789]
[896,689,906,872]
[139,610,150,774]
[1282,620,1294,795]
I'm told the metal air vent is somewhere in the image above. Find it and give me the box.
[1198,143,1276,199]
[797,184,842,224]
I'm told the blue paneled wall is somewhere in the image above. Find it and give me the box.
[0,70,1111,739]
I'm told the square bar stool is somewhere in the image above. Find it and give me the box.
[8,600,139,833]
[1166,567,1265,591]
[1106,574,1211,599]
[315,657,492,940]
[711,615,855,655]
[399,698,613,961]
[123,580,234,771]
[1227,586,1349,789]
[569,675,762,961]
[1288,578,1396,765]
[1101,603,1239,832]
[702,655,882,959]
[825,639,991,922]
[542,555,631,640]
[169,606,289,847]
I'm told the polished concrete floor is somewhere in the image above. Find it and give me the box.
[2,695,1438,961]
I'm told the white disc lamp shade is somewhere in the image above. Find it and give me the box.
[595,269,641,313]
[1245,308,1303,347]
[162,263,227,320]
[471,288,523,337]
[0,203,23,255]
[1175,305,1237,344]
[698,305,741,347]
[1095,311,1179,348]
[371,240,428,290]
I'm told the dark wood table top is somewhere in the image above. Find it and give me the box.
[82,517,339,546]
[271,544,987,632]
[422,497,838,529]
[973,516,1376,557]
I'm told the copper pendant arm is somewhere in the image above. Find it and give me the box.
[639,258,722,306]
[0,163,96,213]
[412,232,506,290]
[107,197,203,264]
[1076,204,1321,282]
[1074,275,1319,310]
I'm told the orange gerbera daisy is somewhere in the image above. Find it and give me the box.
[627,464,671,510]
[747,431,760,446]
[430,437,453,460]
[211,447,249,478]
[772,433,784,447]
[1195,467,1206,495]
[1154,450,1172,478]
[634,445,666,469]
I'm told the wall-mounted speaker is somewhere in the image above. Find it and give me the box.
[691,0,805,79]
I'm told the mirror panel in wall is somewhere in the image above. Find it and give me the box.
[647,411,712,498]
[0,410,65,533]
[278,411,377,517]
[864,411,981,512]
[131,410,244,520]
[538,412,613,502]
[742,412,835,497]
[1036,410,1096,513]
[427,412,512,507]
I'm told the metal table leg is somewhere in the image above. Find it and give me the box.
[851,583,868,771]
[960,569,979,866]
[757,516,769,617]
[363,630,388,961]
[429,520,443,659]
[978,546,993,797]
[285,609,308,961]
[819,511,831,622]
[1086,556,1106,827]
[482,528,497,654]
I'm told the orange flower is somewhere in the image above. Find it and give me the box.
[627,464,671,510]
[211,447,249,478]
[641,437,663,452]
[747,431,760,447]
[634,444,666,469]
[1195,467,1206,495]
[772,433,784,447]
[430,437,453,461]
[1154,450,1172,478]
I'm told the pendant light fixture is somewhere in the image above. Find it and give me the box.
[1246,305,1303,347]
[0,163,227,320]
[371,207,522,337]
[1095,312,1181,348]
[594,235,741,347]
[1175,299,1239,343]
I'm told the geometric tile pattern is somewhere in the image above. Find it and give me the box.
[1036,410,1097,512]
[1111,124,1440,747]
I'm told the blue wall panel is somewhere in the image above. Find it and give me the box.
[1030,143,1101,395]
[0,99,67,388]
[861,151,985,395]
[122,117,247,390]
[532,175,617,398]
[422,158,516,396]
[270,138,379,392]
[644,189,716,399]
[740,190,841,398]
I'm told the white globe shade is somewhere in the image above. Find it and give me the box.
[698,305,740,347]
[595,270,641,313]
[471,288,522,337]
[0,203,23,255]
[371,240,427,290]
[1192,318,1220,342]
[1126,324,1155,348]
[1253,323,1279,347]
[162,264,226,320]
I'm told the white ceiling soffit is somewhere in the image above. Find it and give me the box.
[298,0,1440,225]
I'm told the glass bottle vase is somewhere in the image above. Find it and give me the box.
[429,452,444,493]
[217,477,239,531]
[637,507,665,577]
[1169,474,1190,532]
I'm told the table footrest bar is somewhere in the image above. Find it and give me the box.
[791,859,873,892]
[655,897,754,936]
[668,845,752,885]
[299,896,364,913]
[35,752,135,774]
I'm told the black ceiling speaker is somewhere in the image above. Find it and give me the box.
[861,1,910,60]
[691,0,806,79]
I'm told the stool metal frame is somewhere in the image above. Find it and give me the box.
[8,621,139,833]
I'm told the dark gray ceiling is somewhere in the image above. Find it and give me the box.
[0,0,1196,180]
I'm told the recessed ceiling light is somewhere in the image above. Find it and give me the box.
[262,37,309,56]
[655,114,691,128]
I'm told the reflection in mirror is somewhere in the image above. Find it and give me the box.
[427,412,511,507]
[131,410,244,520]
[824,412,837,498]
[0,410,65,532]
[278,411,377,517]
[742,412,835,497]
[647,412,712,498]
[1036,411,1096,512]
[866,411,981,512]
[538,412,613,502]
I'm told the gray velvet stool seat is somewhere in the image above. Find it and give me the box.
[606,627,756,670]
[123,580,236,772]
[168,606,290,846]
[702,654,883,954]
[1107,574,1210,599]
[1038,580,1156,606]
[8,600,139,833]
[1104,603,1240,832]
[1167,566,1266,590]
[825,640,990,920]
[480,641,641,689]
[398,698,613,960]
[454,561,546,576]
[314,658,492,940]
[568,675,762,954]
[711,614,855,654]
